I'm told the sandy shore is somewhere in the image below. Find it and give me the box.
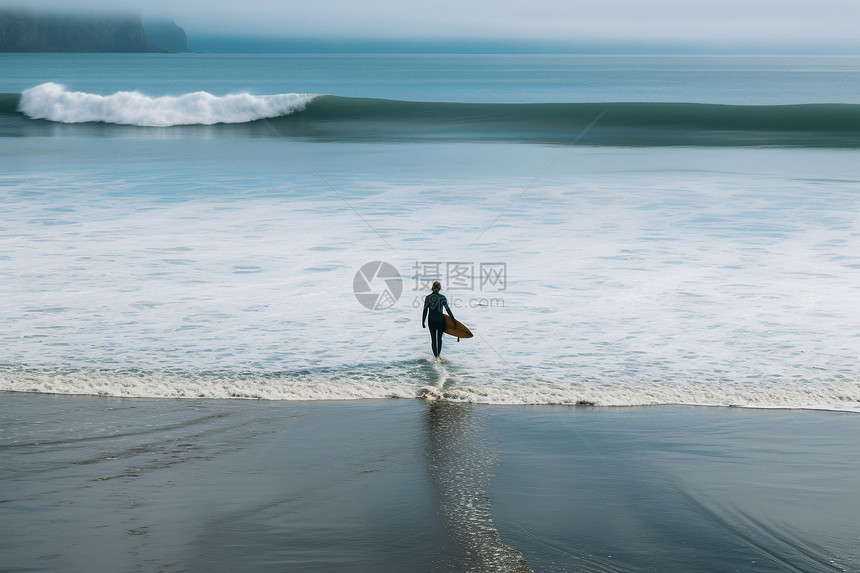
[1,392,858,572]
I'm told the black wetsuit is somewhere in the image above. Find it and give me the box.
[423,292,454,358]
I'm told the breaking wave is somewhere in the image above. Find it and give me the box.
[17,82,315,127]
[3,83,858,146]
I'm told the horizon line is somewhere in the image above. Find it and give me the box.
[185,36,860,56]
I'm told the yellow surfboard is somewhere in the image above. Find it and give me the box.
[443,315,473,340]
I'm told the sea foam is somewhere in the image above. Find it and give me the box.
[18,82,315,127]
[2,138,860,411]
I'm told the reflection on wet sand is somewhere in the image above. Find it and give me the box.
[425,400,533,573]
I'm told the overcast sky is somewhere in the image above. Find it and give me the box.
[5,0,860,50]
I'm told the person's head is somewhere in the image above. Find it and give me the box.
[431,281,441,292]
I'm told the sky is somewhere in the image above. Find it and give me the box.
[4,0,860,52]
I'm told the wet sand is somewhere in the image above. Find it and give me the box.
[1,392,858,572]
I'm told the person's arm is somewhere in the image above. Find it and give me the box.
[443,299,456,324]
[422,297,428,328]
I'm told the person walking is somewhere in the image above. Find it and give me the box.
[422,280,456,358]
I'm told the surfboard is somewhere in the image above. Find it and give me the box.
[444,314,473,340]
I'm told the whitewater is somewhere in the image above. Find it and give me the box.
[3,144,859,409]
[18,82,315,126]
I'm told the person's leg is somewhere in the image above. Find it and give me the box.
[430,324,442,357]
[429,325,438,357]
[434,325,443,357]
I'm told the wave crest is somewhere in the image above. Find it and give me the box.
[9,86,860,146]
[18,82,316,127]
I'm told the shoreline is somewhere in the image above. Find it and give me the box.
[2,388,858,414]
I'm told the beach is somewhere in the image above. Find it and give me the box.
[2,392,857,572]
[2,52,860,572]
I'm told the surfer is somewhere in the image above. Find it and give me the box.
[422,281,456,358]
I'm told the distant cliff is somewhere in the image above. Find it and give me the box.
[143,19,188,53]
[0,10,187,52]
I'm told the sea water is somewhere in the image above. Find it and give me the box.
[1,53,859,409]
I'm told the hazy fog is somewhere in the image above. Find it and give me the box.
[3,0,859,51]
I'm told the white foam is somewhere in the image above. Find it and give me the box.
[2,365,858,413]
[0,366,420,402]
[18,83,315,127]
[2,145,860,411]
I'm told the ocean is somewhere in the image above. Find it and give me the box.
[2,53,860,573]
[1,53,859,408]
